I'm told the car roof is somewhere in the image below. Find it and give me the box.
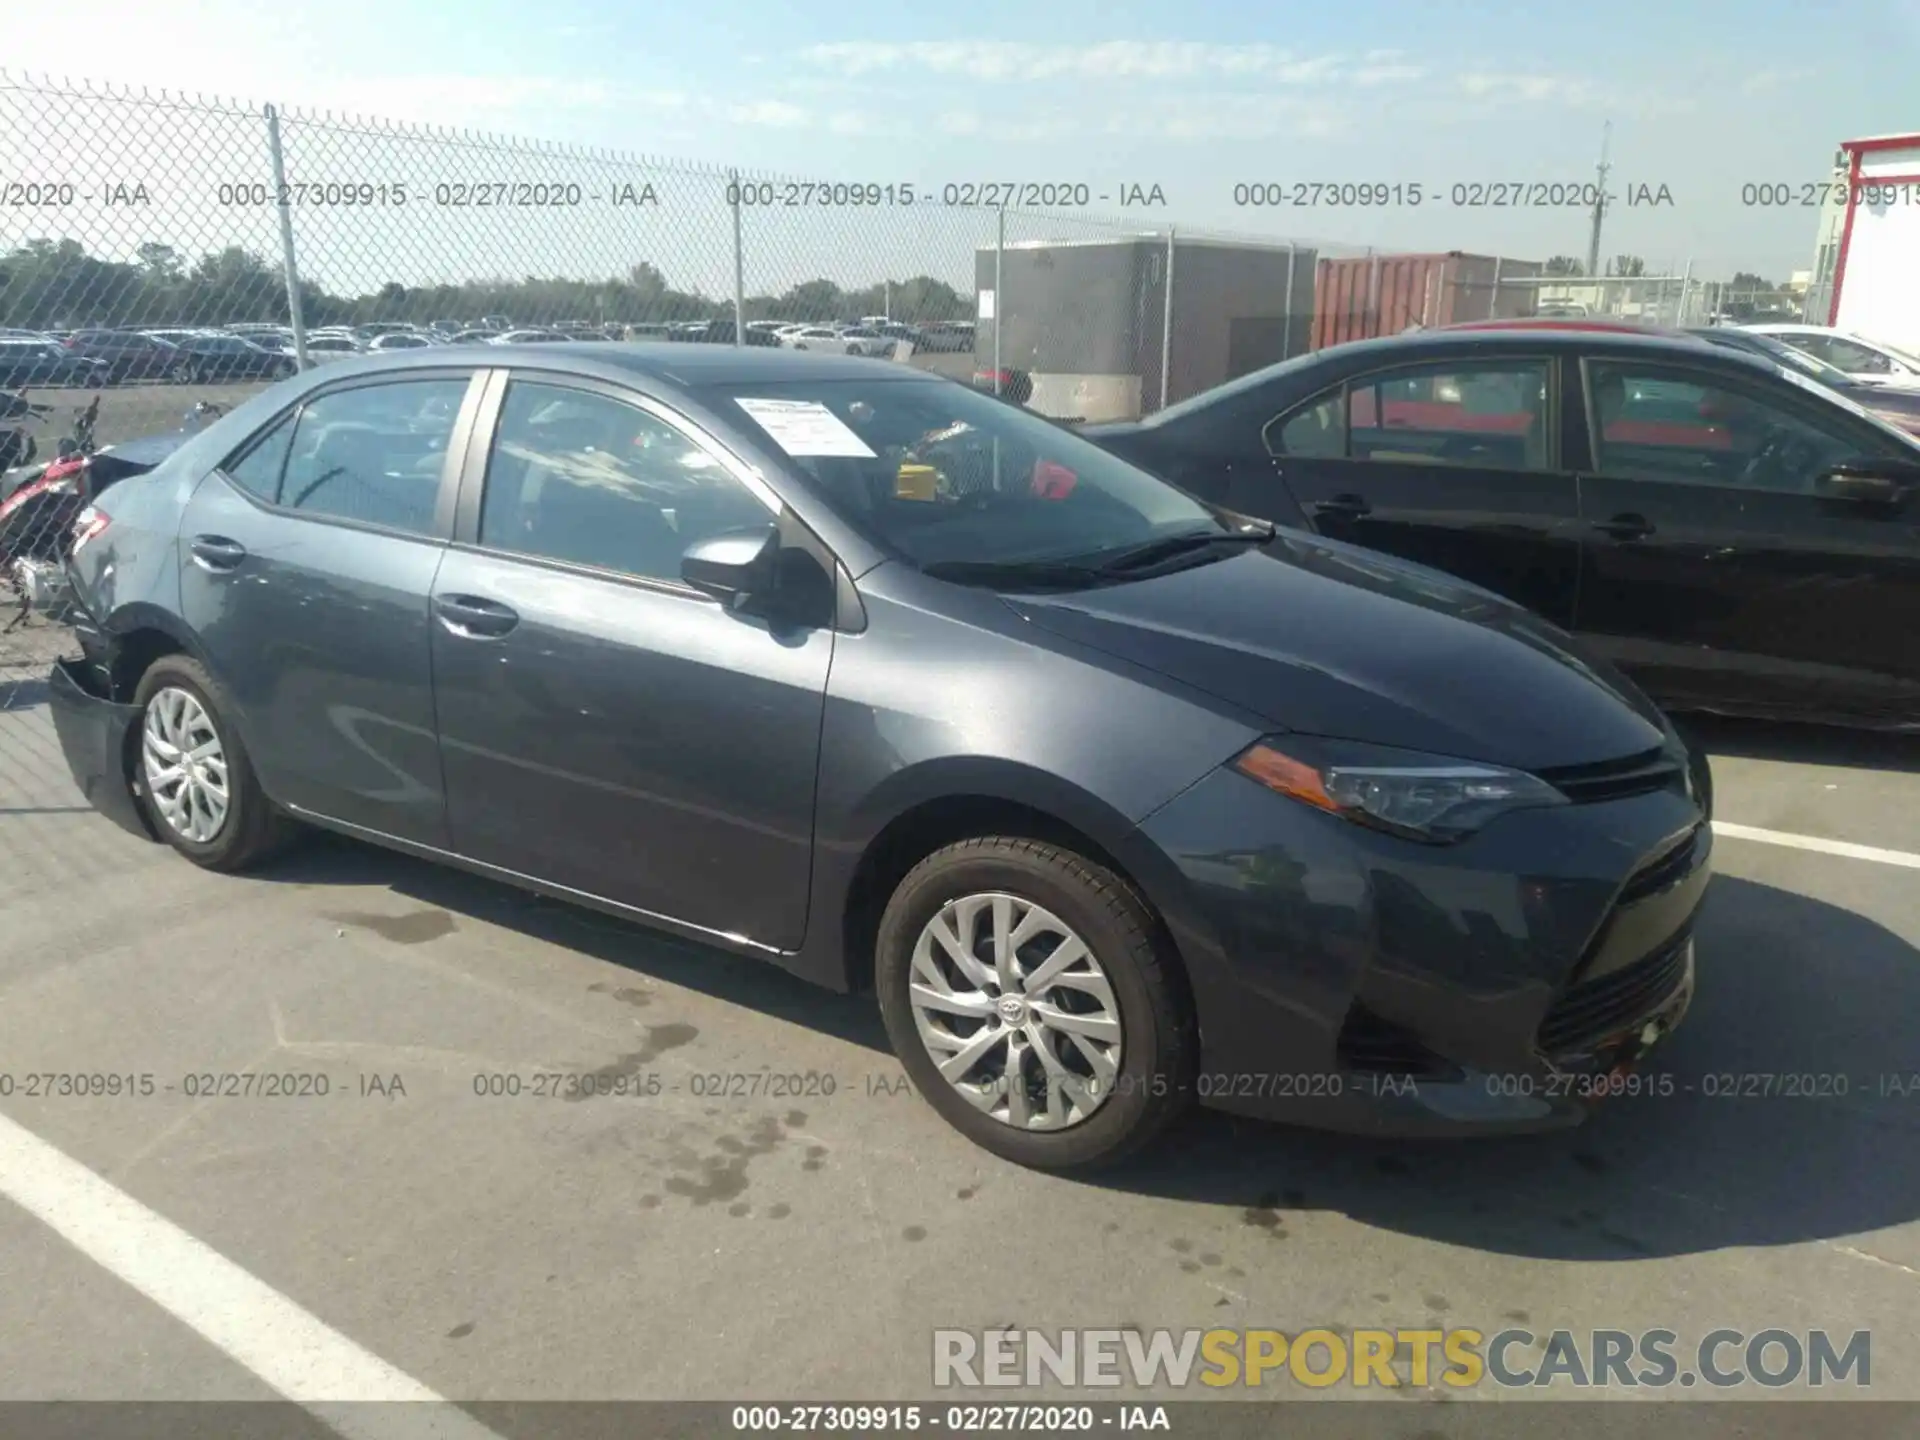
[279,341,936,387]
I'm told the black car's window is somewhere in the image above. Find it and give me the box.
[703,378,1218,570]
[1586,363,1868,493]
[478,381,772,583]
[221,413,297,501]
[1266,361,1553,471]
[278,379,466,533]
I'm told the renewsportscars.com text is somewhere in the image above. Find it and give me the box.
[932,1327,1871,1390]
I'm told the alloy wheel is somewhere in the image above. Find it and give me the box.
[906,892,1123,1130]
[141,686,230,842]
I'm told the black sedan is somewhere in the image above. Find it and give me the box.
[1089,328,1920,731]
[146,332,300,383]
[0,337,108,388]
[62,329,192,383]
[50,344,1708,1169]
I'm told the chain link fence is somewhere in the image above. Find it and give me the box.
[0,68,1769,679]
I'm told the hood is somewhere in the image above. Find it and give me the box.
[1007,532,1668,772]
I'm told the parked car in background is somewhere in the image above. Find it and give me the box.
[782,326,891,356]
[430,320,464,336]
[480,315,512,330]
[352,323,423,344]
[367,333,438,352]
[623,323,674,341]
[491,329,571,345]
[49,344,1709,1170]
[698,319,782,348]
[1744,324,1920,386]
[1085,327,1920,730]
[0,338,109,388]
[1689,326,1920,438]
[301,335,365,362]
[915,322,975,354]
[62,330,189,383]
[141,331,297,380]
[445,330,501,345]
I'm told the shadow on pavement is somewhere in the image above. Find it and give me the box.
[258,829,894,1056]
[1677,711,1920,775]
[258,826,1917,1260]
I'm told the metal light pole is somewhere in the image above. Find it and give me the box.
[264,105,309,369]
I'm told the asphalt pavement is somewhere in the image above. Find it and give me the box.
[0,661,1916,1425]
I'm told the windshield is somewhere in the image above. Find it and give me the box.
[1880,341,1920,370]
[703,379,1224,570]
[1734,331,1855,385]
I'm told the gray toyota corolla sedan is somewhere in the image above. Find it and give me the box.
[48,344,1711,1170]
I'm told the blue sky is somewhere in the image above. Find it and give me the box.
[9,0,1920,285]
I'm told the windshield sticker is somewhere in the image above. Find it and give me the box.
[734,398,876,457]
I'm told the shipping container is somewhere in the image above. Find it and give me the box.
[973,237,1318,422]
[1311,252,1545,351]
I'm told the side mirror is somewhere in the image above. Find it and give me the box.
[680,524,779,601]
[1813,460,1919,506]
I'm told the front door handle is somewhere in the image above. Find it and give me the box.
[189,534,247,571]
[1592,513,1655,541]
[433,594,520,639]
[1308,493,1371,520]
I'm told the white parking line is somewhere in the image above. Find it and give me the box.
[1713,821,1920,870]
[0,1109,505,1439]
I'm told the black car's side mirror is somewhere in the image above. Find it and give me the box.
[681,524,780,601]
[1813,460,1920,507]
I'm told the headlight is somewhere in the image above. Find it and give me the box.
[1232,737,1567,843]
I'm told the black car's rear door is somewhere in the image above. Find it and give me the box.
[427,370,832,952]
[1250,354,1583,627]
[1570,355,1920,721]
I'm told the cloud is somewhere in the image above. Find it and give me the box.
[797,41,1417,86]
[927,96,1346,143]
[724,99,811,128]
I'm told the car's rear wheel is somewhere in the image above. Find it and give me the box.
[133,655,292,871]
[875,837,1195,1171]
[167,360,194,385]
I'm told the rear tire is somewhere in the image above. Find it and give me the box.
[875,837,1195,1171]
[132,655,294,872]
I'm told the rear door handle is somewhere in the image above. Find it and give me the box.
[189,534,247,571]
[1308,493,1371,519]
[1592,513,1655,541]
[433,593,520,639]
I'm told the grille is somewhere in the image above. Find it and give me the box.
[1539,932,1691,1056]
[1619,825,1706,906]
[1537,746,1685,804]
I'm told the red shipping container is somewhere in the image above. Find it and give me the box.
[1312,252,1543,351]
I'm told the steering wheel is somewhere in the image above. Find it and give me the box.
[1737,426,1818,491]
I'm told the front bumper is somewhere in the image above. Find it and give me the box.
[47,658,156,842]
[1136,764,1710,1136]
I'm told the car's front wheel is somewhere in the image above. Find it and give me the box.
[133,655,292,871]
[875,837,1195,1171]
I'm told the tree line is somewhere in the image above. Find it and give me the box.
[0,240,976,331]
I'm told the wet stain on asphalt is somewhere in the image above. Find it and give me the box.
[638,1194,662,1209]
[956,1185,978,1200]
[767,1203,791,1219]
[1199,1253,1221,1267]
[1241,1204,1288,1239]
[328,909,456,944]
[784,1110,807,1128]
[802,1145,828,1172]
[1424,1294,1450,1313]
[903,1225,928,1242]
[663,1114,787,1206]
[729,1202,752,1217]
[587,983,654,1008]
[1504,1309,1531,1324]
[565,1022,700,1100]
[446,1323,474,1340]
[1371,1292,1391,1303]
[1169,1238,1193,1254]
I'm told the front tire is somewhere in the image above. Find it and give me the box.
[875,837,1195,1171]
[132,655,292,871]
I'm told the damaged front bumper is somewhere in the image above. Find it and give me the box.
[48,657,156,842]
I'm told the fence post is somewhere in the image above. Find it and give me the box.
[1488,256,1503,319]
[730,170,745,347]
[1283,242,1297,359]
[263,105,309,370]
[1674,258,1693,326]
[1159,227,1175,411]
[1367,248,1380,336]
[993,204,1004,396]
